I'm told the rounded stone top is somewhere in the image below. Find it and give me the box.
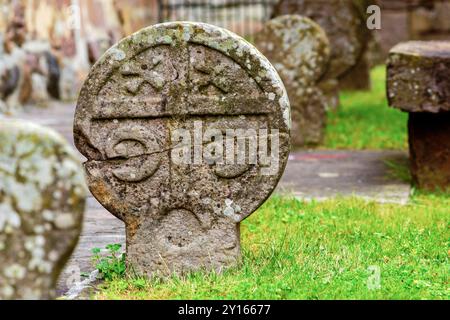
[387,41,450,113]
[75,22,290,158]
[255,15,330,86]
[74,22,291,225]
[0,120,86,299]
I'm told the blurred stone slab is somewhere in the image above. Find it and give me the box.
[388,41,450,113]
[388,41,450,191]
[73,22,291,278]
[272,0,371,92]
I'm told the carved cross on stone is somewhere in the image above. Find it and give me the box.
[74,22,291,277]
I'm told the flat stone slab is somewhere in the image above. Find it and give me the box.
[387,41,450,113]
[7,102,411,296]
[388,40,450,191]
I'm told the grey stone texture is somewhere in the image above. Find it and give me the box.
[388,41,450,113]
[74,22,291,277]
[0,120,86,299]
[255,15,330,147]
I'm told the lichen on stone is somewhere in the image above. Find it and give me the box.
[0,120,86,300]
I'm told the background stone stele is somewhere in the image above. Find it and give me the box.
[74,22,291,277]
[387,41,450,191]
[272,0,369,82]
[255,15,330,147]
[0,120,86,300]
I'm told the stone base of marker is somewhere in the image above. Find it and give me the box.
[408,112,450,191]
[318,79,340,112]
[125,214,240,276]
[290,89,327,147]
[339,52,371,91]
[387,41,450,191]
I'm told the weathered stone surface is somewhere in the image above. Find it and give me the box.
[74,22,291,277]
[387,41,450,113]
[318,79,340,112]
[0,120,86,299]
[255,15,329,147]
[255,16,330,85]
[272,0,369,80]
[408,112,450,191]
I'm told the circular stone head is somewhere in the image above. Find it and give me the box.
[255,15,330,87]
[0,120,86,299]
[273,0,368,79]
[74,22,290,275]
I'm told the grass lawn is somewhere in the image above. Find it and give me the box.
[323,66,409,150]
[95,193,449,300]
[91,65,446,300]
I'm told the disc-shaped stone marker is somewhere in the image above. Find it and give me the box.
[0,120,86,299]
[74,22,291,276]
[273,0,368,80]
[255,15,330,147]
[255,15,330,86]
